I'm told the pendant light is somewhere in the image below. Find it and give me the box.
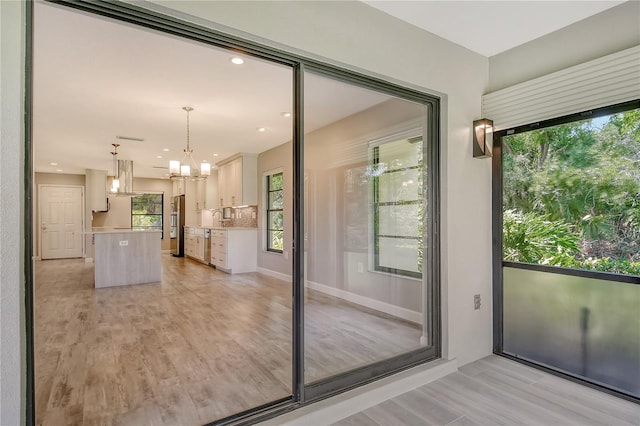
[110,143,120,193]
[169,106,210,181]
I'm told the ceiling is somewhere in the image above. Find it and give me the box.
[363,1,625,56]
[34,1,624,179]
[34,2,390,178]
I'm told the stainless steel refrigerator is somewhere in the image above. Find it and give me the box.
[170,194,185,257]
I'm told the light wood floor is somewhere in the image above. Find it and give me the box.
[35,255,422,425]
[333,355,640,426]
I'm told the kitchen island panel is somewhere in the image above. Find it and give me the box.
[94,231,161,288]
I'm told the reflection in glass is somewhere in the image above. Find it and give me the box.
[303,71,428,383]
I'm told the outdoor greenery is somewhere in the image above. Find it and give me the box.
[503,108,640,276]
[267,172,284,252]
[131,194,163,237]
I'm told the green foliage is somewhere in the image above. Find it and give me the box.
[503,108,640,276]
[503,209,580,267]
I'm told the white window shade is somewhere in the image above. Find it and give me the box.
[483,46,640,131]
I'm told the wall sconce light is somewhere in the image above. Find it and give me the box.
[473,118,493,158]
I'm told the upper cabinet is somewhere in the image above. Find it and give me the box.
[217,154,257,207]
[87,169,108,212]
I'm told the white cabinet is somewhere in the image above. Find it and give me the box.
[87,169,108,212]
[210,228,257,274]
[184,227,206,263]
[217,154,257,207]
[205,170,219,210]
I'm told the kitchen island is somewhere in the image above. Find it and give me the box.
[91,229,162,288]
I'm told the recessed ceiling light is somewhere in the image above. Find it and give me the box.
[213,153,219,157]
[257,127,266,132]
[162,148,169,152]
[281,112,291,118]
[156,155,163,159]
[55,169,63,172]
[231,57,244,65]
[202,160,209,163]
[49,162,58,166]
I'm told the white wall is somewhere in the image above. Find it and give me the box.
[488,1,640,92]
[257,141,293,276]
[141,0,493,366]
[1,1,26,424]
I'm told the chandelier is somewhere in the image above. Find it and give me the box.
[169,106,210,181]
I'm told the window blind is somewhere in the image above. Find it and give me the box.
[483,46,640,131]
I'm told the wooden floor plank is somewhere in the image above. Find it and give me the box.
[35,256,422,425]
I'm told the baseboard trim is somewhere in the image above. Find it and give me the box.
[260,358,458,426]
[161,249,172,254]
[305,280,422,324]
[84,257,94,263]
[256,267,292,283]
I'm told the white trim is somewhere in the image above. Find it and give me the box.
[259,358,458,426]
[161,249,172,254]
[84,257,94,263]
[483,45,640,131]
[306,280,422,324]
[256,267,292,283]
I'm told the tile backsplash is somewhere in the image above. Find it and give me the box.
[202,206,258,228]
[228,206,258,227]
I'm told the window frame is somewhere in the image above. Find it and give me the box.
[266,170,284,253]
[492,99,640,402]
[370,132,423,279]
[131,193,163,238]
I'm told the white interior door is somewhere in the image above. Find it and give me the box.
[40,185,84,259]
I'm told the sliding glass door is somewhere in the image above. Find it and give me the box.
[28,2,441,424]
[301,70,439,398]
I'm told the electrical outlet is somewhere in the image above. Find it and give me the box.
[357,262,364,273]
[119,240,128,246]
[474,294,481,310]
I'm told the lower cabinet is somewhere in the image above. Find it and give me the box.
[211,229,257,274]
[184,227,206,263]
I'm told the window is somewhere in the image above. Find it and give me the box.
[372,136,423,278]
[266,172,283,252]
[502,107,640,276]
[131,193,163,237]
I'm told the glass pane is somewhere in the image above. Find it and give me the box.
[502,108,640,276]
[378,237,420,273]
[268,211,283,231]
[33,7,294,424]
[269,172,283,191]
[378,204,420,237]
[269,190,284,209]
[378,169,420,202]
[304,71,429,385]
[268,230,284,251]
[503,267,640,397]
[379,138,421,169]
